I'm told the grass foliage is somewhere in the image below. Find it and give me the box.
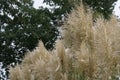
[10,4,120,80]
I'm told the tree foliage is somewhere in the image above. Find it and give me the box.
[83,0,117,19]
[0,0,58,79]
[44,0,117,19]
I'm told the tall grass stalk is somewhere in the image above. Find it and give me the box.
[10,4,120,80]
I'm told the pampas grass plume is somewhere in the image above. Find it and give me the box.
[10,3,120,80]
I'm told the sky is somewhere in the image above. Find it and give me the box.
[33,0,50,8]
[33,0,120,18]
[113,0,120,18]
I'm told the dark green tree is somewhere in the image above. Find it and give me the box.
[83,0,117,19]
[44,0,117,20]
[0,0,58,79]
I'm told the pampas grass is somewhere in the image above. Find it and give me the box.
[10,4,120,80]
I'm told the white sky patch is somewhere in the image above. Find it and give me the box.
[113,0,120,18]
[33,0,51,9]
